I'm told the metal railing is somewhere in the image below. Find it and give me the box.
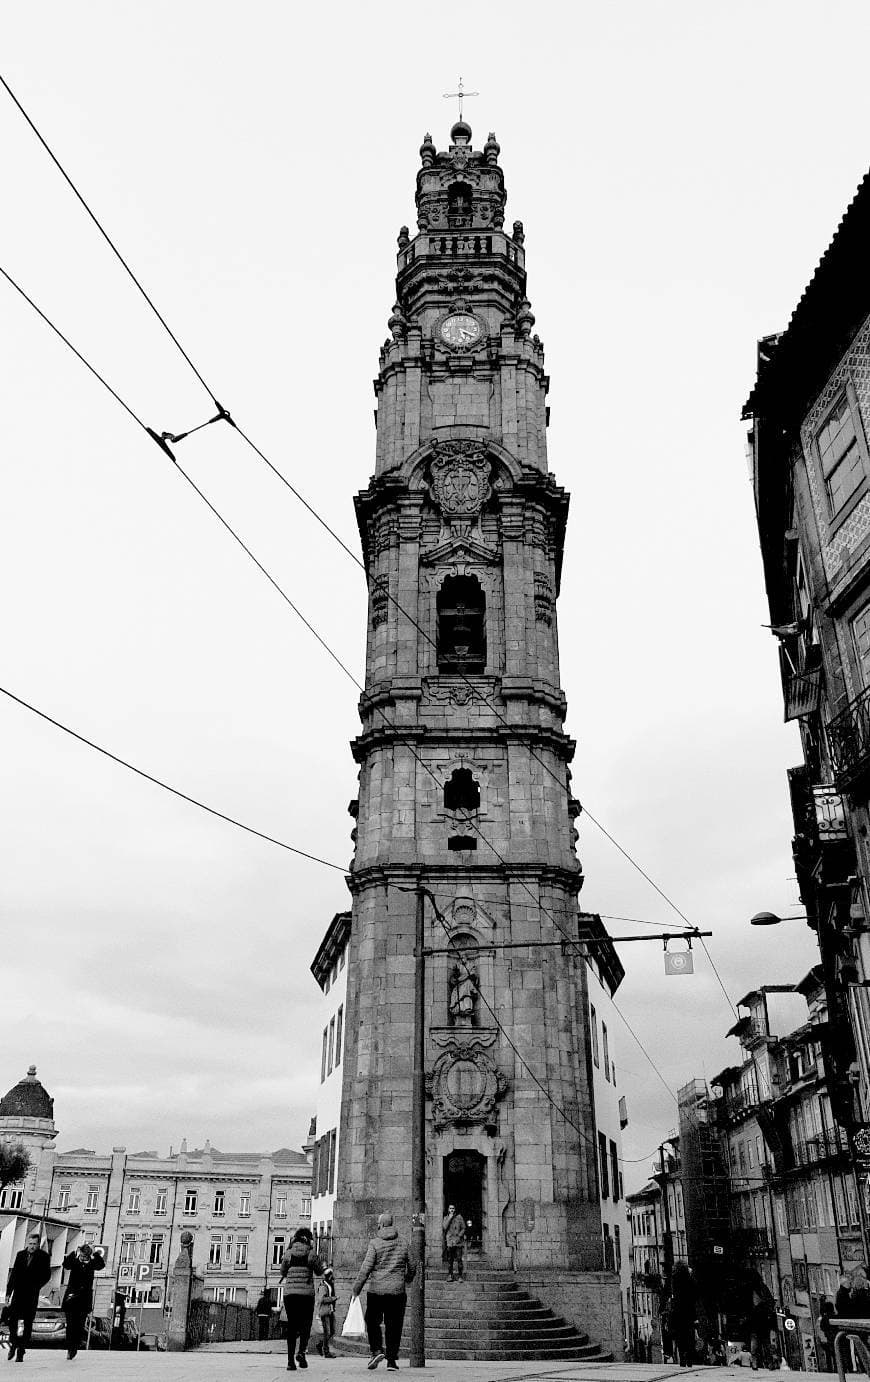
[186,1299,258,1347]
[828,686,870,784]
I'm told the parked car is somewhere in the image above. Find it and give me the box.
[29,1306,66,1348]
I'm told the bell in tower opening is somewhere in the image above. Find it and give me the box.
[323,116,624,1361]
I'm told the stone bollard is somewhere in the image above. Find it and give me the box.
[166,1230,203,1351]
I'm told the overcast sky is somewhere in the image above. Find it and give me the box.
[1,2,863,1192]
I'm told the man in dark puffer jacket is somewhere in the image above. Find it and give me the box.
[352,1212,416,1371]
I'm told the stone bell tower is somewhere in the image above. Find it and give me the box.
[333,120,604,1283]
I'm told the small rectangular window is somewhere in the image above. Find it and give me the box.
[120,1234,136,1264]
[127,1188,140,1214]
[328,1129,337,1194]
[239,1193,251,1217]
[155,1189,168,1216]
[602,1023,610,1082]
[818,388,867,516]
[208,1236,222,1267]
[236,1239,248,1268]
[58,1185,71,1212]
[610,1141,619,1202]
[85,1186,99,1214]
[327,1017,335,1075]
[149,1234,164,1266]
[276,1194,287,1219]
[271,1236,285,1268]
[598,1132,610,1199]
[301,1197,311,1218]
[339,946,346,970]
[335,1006,344,1066]
[591,1005,599,1067]
[214,1190,225,1216]
[184,1189,198,1215]
[321,1028,329,1083]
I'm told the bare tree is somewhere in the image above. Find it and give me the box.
[0,1141,31,1190]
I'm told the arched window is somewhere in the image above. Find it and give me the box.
[437,575,486,674]
[447,182,473,227]
[444,768,480,812]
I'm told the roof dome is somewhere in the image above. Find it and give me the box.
[450,120,472,146]
[0,1066,54,1121]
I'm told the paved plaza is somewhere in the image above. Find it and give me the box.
[0,1356,785,1382]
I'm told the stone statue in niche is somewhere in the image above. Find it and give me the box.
[448,963,479,1027]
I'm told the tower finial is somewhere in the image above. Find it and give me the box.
[442,76,479,124]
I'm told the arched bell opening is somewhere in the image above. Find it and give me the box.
[437,575,486,674]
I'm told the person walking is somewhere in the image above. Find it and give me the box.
[278,1227,325,1371]
[442,1204,466,1282]
[668,1263,697,1367]
[747,1271,778,1371]
[61,1241,105,1360]
[4,1229,51,1362]
[315,1267,337,1358]
[255,1289,272,1343]
[352,1211,416,1371]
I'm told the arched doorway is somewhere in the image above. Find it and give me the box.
[443,1150,486,1253]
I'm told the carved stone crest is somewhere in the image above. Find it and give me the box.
[429,442,492,519]
[426,1034,507,1130]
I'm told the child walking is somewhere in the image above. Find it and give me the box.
[316,1267,338,1359]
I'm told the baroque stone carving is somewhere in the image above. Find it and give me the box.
[370,575,389,628]
[534,573,553,625]
[448,963,479,1027]
[428,441,492,519]
[424,678,489,706]
[426,1033,507,1130]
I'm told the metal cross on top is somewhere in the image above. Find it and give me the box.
[442,77,479,123]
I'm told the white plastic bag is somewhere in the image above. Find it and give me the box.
[342,1293,365,1338]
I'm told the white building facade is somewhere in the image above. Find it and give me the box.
[309,911,350,1261]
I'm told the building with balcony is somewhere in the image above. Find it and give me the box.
[707,974,858,1370]
[626,1141,687,1361]
[0,1066,312,1337]
[744,164,870,1150]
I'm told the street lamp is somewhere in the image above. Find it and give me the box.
[749,912,808,927]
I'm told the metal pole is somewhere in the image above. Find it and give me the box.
[408,887,426,1368]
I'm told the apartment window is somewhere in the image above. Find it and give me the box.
[127,1188,141,1214]
[236,1239,248,1269]
[327,1016,336,1075]
[57,1185,71,1212]
[301,1197,311,1218]
[591,1005,599,1067]
[614,1223,622,1271]
[598,1132,610,1199]
[271,1236,285,1268]
[335,1006,344,1066]
[328,1129,337,1194]
[339,946,346,970]
[610,1141,620,1202]
[213,1190,225,1216]
[818,388,867,517]
[321,1028,329,1083]
[85,1186,99,1214]
[276,1194,287,1219]
[184,1189,198,1215]
[149,1234,164,1266]
[748,1140,754,1169]
[120,1234,137,1264]
[208,1236,222,1267]
[602,1023,610,1082]
[3,1188,23,1211]
[239,1193,251,1218]
[155,1189,168,1216]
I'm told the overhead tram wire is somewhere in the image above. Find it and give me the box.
[0,264,688,1132]
[0,70,742,1008]
[0,684,347,873]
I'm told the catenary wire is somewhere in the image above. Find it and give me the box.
[0,65,749,1043]
[0,71,709,945]
[0,683,348,872]
[1,269,684,1143]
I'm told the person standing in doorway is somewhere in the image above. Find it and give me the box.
[5,1229,51,1362]
[352,1211,416,1371]
[278,1227,325,1370]
[442,1204,466,1282]
[61,1241,105,1360]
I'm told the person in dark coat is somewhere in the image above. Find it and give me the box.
[747,1271,778,1371]
[61,1242,105,1360]
[278,1227,325,1370]
[668,1263,697,1367]
[255,1290,272,1343]
[442,1204,466,1282]
[5,1229,51,1362]
[352,1212,416,1371]
[819,1298,837,1373]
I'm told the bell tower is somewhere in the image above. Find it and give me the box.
[333,120,604,1282]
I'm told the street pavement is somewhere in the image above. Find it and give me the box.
[0,1353,787,1382]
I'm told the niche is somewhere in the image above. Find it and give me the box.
[444,768,481,812]
[437,575,486,674]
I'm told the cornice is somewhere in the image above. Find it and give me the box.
[350,721,575,764]
[345,859,584,897]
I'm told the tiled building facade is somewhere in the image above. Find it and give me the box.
[745,165,870,1213]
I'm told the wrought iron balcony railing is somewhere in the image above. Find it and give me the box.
[829,686,870,786]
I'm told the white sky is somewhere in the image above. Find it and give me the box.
[0,1,861,1192]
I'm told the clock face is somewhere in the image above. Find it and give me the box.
[440,313,482,348]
